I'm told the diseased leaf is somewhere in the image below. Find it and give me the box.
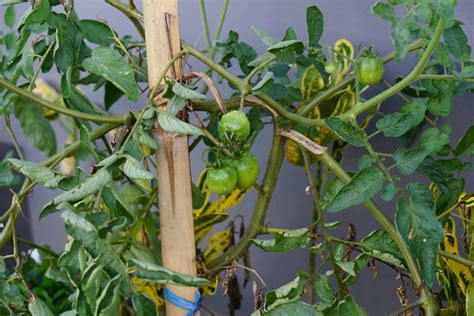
[158,112,203,136]
[264,301,322,316]
[252,228,309,253]
[82,47,139,101]
[172,82,206,100]
[325,117,367,147]
[395,199,443,287]
[306,6,324,47]
[325,167,384,213]
[372,3,397,26]
[8,158,65,188]
[427,80,453,116]
[129,258,208,287]
[122,155,154,180]
[61,210,97,233]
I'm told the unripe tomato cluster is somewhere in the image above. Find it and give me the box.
[206,111,259,196]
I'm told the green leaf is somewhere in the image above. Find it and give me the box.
[324,167,384,213]
[49,13,80,73]
[262,275,307,311]
[306,6,324,47]
[122,155,154,180]
[455,125,474,156]
[394,147,428,175]
[391,27,410,60]
[376,112,414,137]
[326,295,368,316]
[427,80,453,116]
[8,158,65,188]
[467,282,474,316]
[0,0,28,5]
[325,118,367,147]
[61,210,97,233]
[28,296,54,316]
[419,128,450,155]
[24,0,50,25]
[336,261,356,277]
[129,258,209,287]
[436,178,464,215]
[400,99,426,129]
[158,112,203,136]
[172,82,206,100]
[372,3,397,26]
[461,66,474,80]
[361,230,405,269]
[167,95,188,117]
[434,42,453,68]
[381,183,397,202]
[78,19,115,46]
[0,152,20,188]
[4,5,15,28]
[252,72,274,95]
[252,228,309,253]
[444,23,471,62]
[82,47,139,101]
[268,40,304,54]
[250,26,278,46]
[95,274,122,316]
[315,275,335,307]
[13,98,56,156]
[132,293,158,316]
[263,301,322,316]
[395,198,443,287]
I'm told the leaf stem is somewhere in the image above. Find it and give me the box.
[0,78,126,124]
[198,0,212,52]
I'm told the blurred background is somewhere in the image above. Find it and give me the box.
[1,0,473,314]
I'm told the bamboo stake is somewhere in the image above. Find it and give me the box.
[142,1,200,315]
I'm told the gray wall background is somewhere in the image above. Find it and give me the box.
[1,1,473,314]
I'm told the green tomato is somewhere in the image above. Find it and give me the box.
[228,153,259,190]
[356,55,384,85]
[207,167,237,196]
[218,110,251,141]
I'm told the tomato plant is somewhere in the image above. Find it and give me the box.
[0,0,473,315]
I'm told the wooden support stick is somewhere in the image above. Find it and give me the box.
[142,1,200,315]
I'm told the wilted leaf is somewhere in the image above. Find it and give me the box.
[8,158,65,188]
[158,112,203,136]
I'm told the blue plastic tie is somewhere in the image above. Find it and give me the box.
[163,287,201,315]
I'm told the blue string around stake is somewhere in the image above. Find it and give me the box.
[163,287,201,315]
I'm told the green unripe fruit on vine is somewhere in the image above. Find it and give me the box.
[357,54,385,85]
[218,110,251,141]
[228,153,259,190]
[207,167,238,196]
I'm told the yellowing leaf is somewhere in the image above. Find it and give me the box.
[301,65,325,101]
[439,218,472,294]
[131,277,164,308]
[334,39,354,82]
[203,230,232,262]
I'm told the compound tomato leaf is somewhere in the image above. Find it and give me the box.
[82,47,140,101]
[324,167,384,213]
[325,117,367,147]
[395,199,443,287]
